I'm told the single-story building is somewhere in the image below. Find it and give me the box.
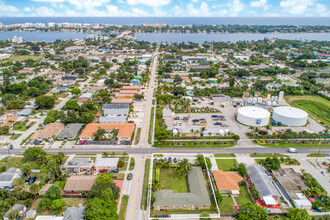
[102,103,130,110]
[94,158,119,171]
[79,123,134,141]
[99,116,126,124]
[111,99,133,104]
[210,94,232,106]
[3,204,26,220]
[63,175,96,194]
[62,158,93,173]
[153,167,211,211]
[213,170,243,195]
[36,123,64,141]
[57,123,84,140]
[104,109,129,117]
[0,167,22,189]
[14,109,32,117]
[63,207,85,220]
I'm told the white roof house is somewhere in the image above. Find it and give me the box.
[94,158,119,170]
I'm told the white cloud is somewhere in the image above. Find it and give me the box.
[0,0,20,16]
[126,0,170,7]
[227,0,244,16]
[32,0,110,9]
[23,7,31,12]
[192,0,199,2]
[32,0,65,2]
[280,0,315,15]
[186,2,212,16]
[315,3,328,16]
[34,6,58,16]
[250,0,267,7]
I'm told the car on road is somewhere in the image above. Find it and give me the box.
[128,173,133,180]
[288,148,298,153]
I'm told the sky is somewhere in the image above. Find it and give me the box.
[0,0,329,17]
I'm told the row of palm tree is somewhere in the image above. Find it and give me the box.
[102,151,128,158]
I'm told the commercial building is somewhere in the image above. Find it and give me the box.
[272,107,308,126]
[57,123,84,140]
[237,106,270,126]
[210,94,232,106]
[63,176,96,194]
[62,158,93,173]
[79,123,134,141]
[213,170,243,195]
[153,167,211,211]
[94,158,119,171]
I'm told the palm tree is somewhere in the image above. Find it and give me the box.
[152,178,162,191]
[102,152,109,158]
[110,151,116,158]
[176,159,191,175]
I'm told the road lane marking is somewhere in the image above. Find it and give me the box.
[131,159,142,220]
[159,149,225,152]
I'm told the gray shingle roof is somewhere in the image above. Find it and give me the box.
[102,103,130,110]
[63,207,85,220]
[153,167,211,207]
[57,123,84,139]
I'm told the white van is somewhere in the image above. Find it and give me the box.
[288,148,298,153]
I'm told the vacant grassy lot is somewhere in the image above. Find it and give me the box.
[220,196,235,214]
[8,55,43,62]
[216,159,236,171]
[235,185,252,206]
[159,168,188,193]
[51,179,67,190]
[153,141,235,148]
[134,127,141,145]
[214,153,236,157]
[118,195,129,220]
[0,156,40,169]
[286,95,330,125]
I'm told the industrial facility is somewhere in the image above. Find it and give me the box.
[237,106,270,126]
[272,107,308,126]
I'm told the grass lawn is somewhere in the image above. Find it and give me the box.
[129,157,135,171]
[148,107,155,144]
[220,196,235,214]
[0,156,40,169]
[153,141,235,148]
[134,127,141,145]
[261,143,330,148]
[141,158,150,210]
[31,198,87,215]
[286,95,330,125]
[51,179,67,190]
[159,168,188,193]
[8,55,43,62]
[216,159,236,171]
[56,93,69,98]
[250,153,289,157]
[118,195,129,220]
[235,185,252,206]
[307,153,326,157]
[214,153,236,157]
[10,133,22,140]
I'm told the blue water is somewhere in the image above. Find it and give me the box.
[0,17,330,25]
[1,31,330,43]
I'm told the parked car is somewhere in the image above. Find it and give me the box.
[168,157,172,163]
[173,158,177,163]
[214,122,221,125]
[99,169,107,173]
[25,177,30,183]
[81,140,85,145]
[29,176,37,185]
[111,169,119,173]
[128,173,133,180]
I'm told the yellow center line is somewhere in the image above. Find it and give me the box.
[131,159,142,220]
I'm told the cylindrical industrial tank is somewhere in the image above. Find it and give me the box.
[279,91,284,101]
[253,97,258,104]
[272,107,308,126]
[237,106,270,126]
[257,97,262,104]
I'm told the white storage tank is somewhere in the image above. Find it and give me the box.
[237,106,270,126]
[272,101,277,107]
[274,96,278,101]
[257,97,262,104]
[272,107,308,126]
[267,94,271,101]
[248,98,252,104]
[267,101,272,107]
[253,97,258,104]
[279,91,284,101]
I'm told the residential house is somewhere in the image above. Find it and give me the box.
[213,170,243,195]
[36,123,64,141]
[0,167,22,189]
[102,103,129,110]
[115,93,135,99]
[79,123,134,141]
[62,158,93,173]
[104,108,129,117]
[57,123,84,140]
[94,158,119,171]
[99,116,126,123]
[111,99,133,104]
[3,204,26,220]
[63,176,96,194]
[153,167,211,211]
[63,207,85,220]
